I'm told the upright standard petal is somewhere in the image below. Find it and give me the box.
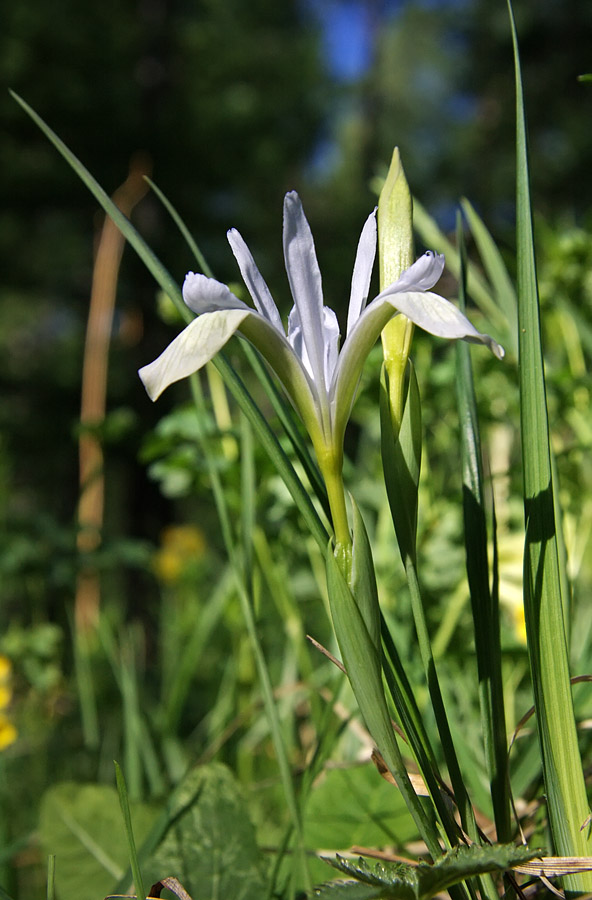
[227,228,284,333]
[321,306,341,385]
[139,309,251,400]
[183,272,248,314]
[346,210,377,337]
[282,192,328,393]
[287,304,340,387]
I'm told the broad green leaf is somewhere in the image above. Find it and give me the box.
[313,881,387,900]
[141,763,268,900]
[38,783,157,900]
[303,763,418,851]
[318,844,541,900]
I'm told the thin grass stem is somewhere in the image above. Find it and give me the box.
[114,762,146,900]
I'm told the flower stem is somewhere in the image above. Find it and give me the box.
[316,442,351,551]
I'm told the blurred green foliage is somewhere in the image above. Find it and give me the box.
[1,2,591,898]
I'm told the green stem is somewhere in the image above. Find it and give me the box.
[316,442,351,550]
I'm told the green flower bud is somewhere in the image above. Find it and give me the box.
[378,147,414,290]
[378,148,415,432]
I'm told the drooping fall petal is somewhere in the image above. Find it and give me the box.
[139,309,251,400]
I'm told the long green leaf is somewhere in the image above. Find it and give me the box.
[10,91,328,551]
[508,2,592,890]
[114,762,146,900]
[144,176,213,279]
[46,854,56,900]
[454,214,511,842]
[459,198,518,356]
[413,200,507,336]
[325,546,443,861]
[380,359,485,878]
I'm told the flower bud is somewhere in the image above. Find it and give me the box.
[378,148,415,431]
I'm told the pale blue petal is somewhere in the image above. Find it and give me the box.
[227,228,284,333]
[183,272,248,314]
[322,306,340,385]
[380,251,445,295]
[139,308,251,400]
[286,306,307,374]
[331,288,504,446]
[282,192,328,392]
[288,304,340,388]
[346,210,377,337]
[368,291,504,358]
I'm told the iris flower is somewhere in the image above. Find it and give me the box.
[140,192,503,463]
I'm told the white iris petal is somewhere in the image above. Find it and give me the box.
[226,228,284,333]
[322,306,340,385]
[384,250,445,293]
[140,192,503,451]
[183,272,247,314]
[283,191,329,398]
[346,210,377,337]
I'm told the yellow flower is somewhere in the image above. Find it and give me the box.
[153,524,207,583]
[0,658,17,750]
[0,656,13,710]
[0,655,11,680]
[0,713,17,751]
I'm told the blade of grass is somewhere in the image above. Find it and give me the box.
[11,91,329,552]
[454,213,511,842]
[240,348,331,520]
[114,761,146,900]
[46,854,56,900]
[72,623,100,749]
[163,565,235,734]
[325,547,445,862]
[143,176,213,278]
[460,198,518,356]
[120,634,143,803]
[240,414,256,585]
[413,199,508,336]
[253,528,323,723]
[508,1,592,890]
[380,366,489,868]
